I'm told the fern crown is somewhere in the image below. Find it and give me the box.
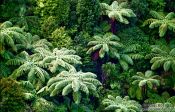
[87,33,122,58]
[40,70,101,104]
[100,1,136,24]
[103,95,142,112]
[143,11,175,37]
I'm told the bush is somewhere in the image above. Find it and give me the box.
[36,0,70,26]
[50,27,73,48]
[31,98,66,112]
[129,0,149,20]
[40,16,59,37]
[0,0,24,20]
[76,0,100,34]
[0,78,26,112]
[147,0,166,11]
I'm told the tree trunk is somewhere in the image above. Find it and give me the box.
[92,51,108,83]
[110,18,116,34]
[165,31,171,43]
[166,35,171,43]
[91,51,99,61]
[141,85,147,98]
[96,59,103,81]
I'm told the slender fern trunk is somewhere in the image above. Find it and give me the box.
[91,51,102,81]
[166,31,171,43]
[96,59,103,81]
[92,51,108,83]
[142,85,147,99]
[110,18,116,34]
[166,35,171,43]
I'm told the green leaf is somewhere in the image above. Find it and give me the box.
[163,61,171,71]
[119,59,129,71]
[103,44,109,53]
[99,48,105,58]
[151,61,161,70]
[139,80,147,87]
[147,81,153,89]
[73,92,81,104]
[159,24,168,37]
[170,48,175,56]
[121,54,133,65]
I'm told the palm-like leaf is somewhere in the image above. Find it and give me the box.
[17,33,52,53]
[143,11,175,37]
[7,51,49,90]
[100,1,136,24]
[147,46,175,72]
[102,95,142,112]
[38,48,82,73]
[87,33,122,59]
[0,21,26,51]
[132,70,160,89]
[41,70,101,104]
[110,44,143,71]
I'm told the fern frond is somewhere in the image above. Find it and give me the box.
[102,95,142,112]
[87,33,122,59]
[143,11,175,37]
[100,1,136,24]
[41,70,101,104]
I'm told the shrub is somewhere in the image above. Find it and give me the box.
[76,0,100,33]
[0,78,26,112]
[50,27,73,48]
[36,0,70,26]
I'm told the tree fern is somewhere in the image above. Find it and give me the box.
[87,33,122,59]
[40,70,102,104]
[100,1,136,24]
[0,61,11,77]
[7,51,49,90]
[132,70,160,97]
[0,21,26,52]
[16,33,52,53]
[143,11,175,37]
[147,46,175,72]
[132,70,160,89]
[38,48,82,73]
[102,95,142,112]
[110,44,144,71]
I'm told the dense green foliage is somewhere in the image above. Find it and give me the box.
[77,0,100,33]
[100,1,136,24]
[143,11,175,37]
[87,33,122,59]
[103,95,142,111]
[1,0,175,111]
[0,78,26,112]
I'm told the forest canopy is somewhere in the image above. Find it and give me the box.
[0,0,175,112]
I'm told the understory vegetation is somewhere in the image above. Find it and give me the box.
[0,0,175,112]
